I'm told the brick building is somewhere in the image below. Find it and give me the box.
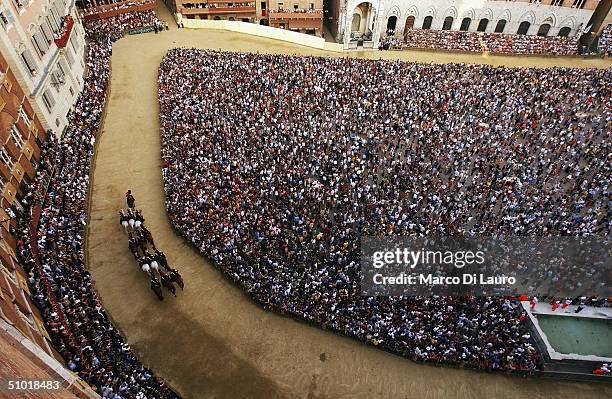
[0,52,51,353]
[0,5,98,395]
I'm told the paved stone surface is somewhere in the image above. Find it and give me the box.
[86,3,612,399]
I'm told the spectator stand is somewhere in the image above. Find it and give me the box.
[80,0,156,21]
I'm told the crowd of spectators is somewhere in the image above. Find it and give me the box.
[16,11,177,399]
[158,49,609,372]
[79,0,155,15]
[398,29,580,55]
[86,10,162,40]
[270,7,322,13]
[599,24,611,57]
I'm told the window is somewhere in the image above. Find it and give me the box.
[70,33,79,54]
[0,147,14,170]
[46,15,59,34]
[537,23,551,36]
[49,8,61,31]
[404,16,414,30]
[32,31,49,58]
[494,19,506,33]
[572,0,586,8]
[387,16,397,32]
[53,1,64,19]
[422,16,433,30]
[57,60,65,76]
[45,13,60,34]
[42,89,55,113]
[41,22,54,44]
[64,47,74,66]
[0,10,14,29]
[460,18,471,31]
[477,18,489,32]
[294,4,298,10]
[51,72,62,92]
[18,106,31,128]
[558,27,571,37]
[11,126,25,149]
[552,0,564,5]
[12,0,25,11]
[442,17,453,30]
[517,21,530,35]
[20,50,37,76]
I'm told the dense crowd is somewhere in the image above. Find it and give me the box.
[85,9,162,40]
[399,29,580,55]
[159,49,610,373]
[600,24,612,57]
[80,0,155,15]
[16,11,177,399]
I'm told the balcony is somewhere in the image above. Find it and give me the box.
[181,6,256,15]
[81,0,157,21]
[53,16,74,48]
[269,11,323,20]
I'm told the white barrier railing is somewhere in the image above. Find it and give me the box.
[178,18,343,52]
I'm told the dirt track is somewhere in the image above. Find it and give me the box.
[86,3,612,398]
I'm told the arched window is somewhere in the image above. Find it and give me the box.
[494,19,506,33]
[442,16,453,30]
[517,21,531,35]
[558,27,571,37]
[477,18,489,32]
[460,17,471,31]
[387,16,397,32]
[351,14,361,32]
[422,16,433,30]
[405,15,415,30]
[537,23,551,36]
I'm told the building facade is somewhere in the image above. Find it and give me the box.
[0,49,53,358]
[329,0,601,48]
[0,11,98,396]
[171,0,325,34]
[176,0,260,22]
[267,0,324,36]
[0,0,86,136]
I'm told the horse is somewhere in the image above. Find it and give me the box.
[150,258,160,273]
[141,226,156,249]
[154,249,169,270]
[139,257,151,274]
[119,209,129,232]
[134,209,145,229]
[127,208,136,230]
[169,268,184,290]
[142,250,159,273]
[150,277,163,301]
[160,270,176,297]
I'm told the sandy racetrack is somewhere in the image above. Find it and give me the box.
[86,3,612,398]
